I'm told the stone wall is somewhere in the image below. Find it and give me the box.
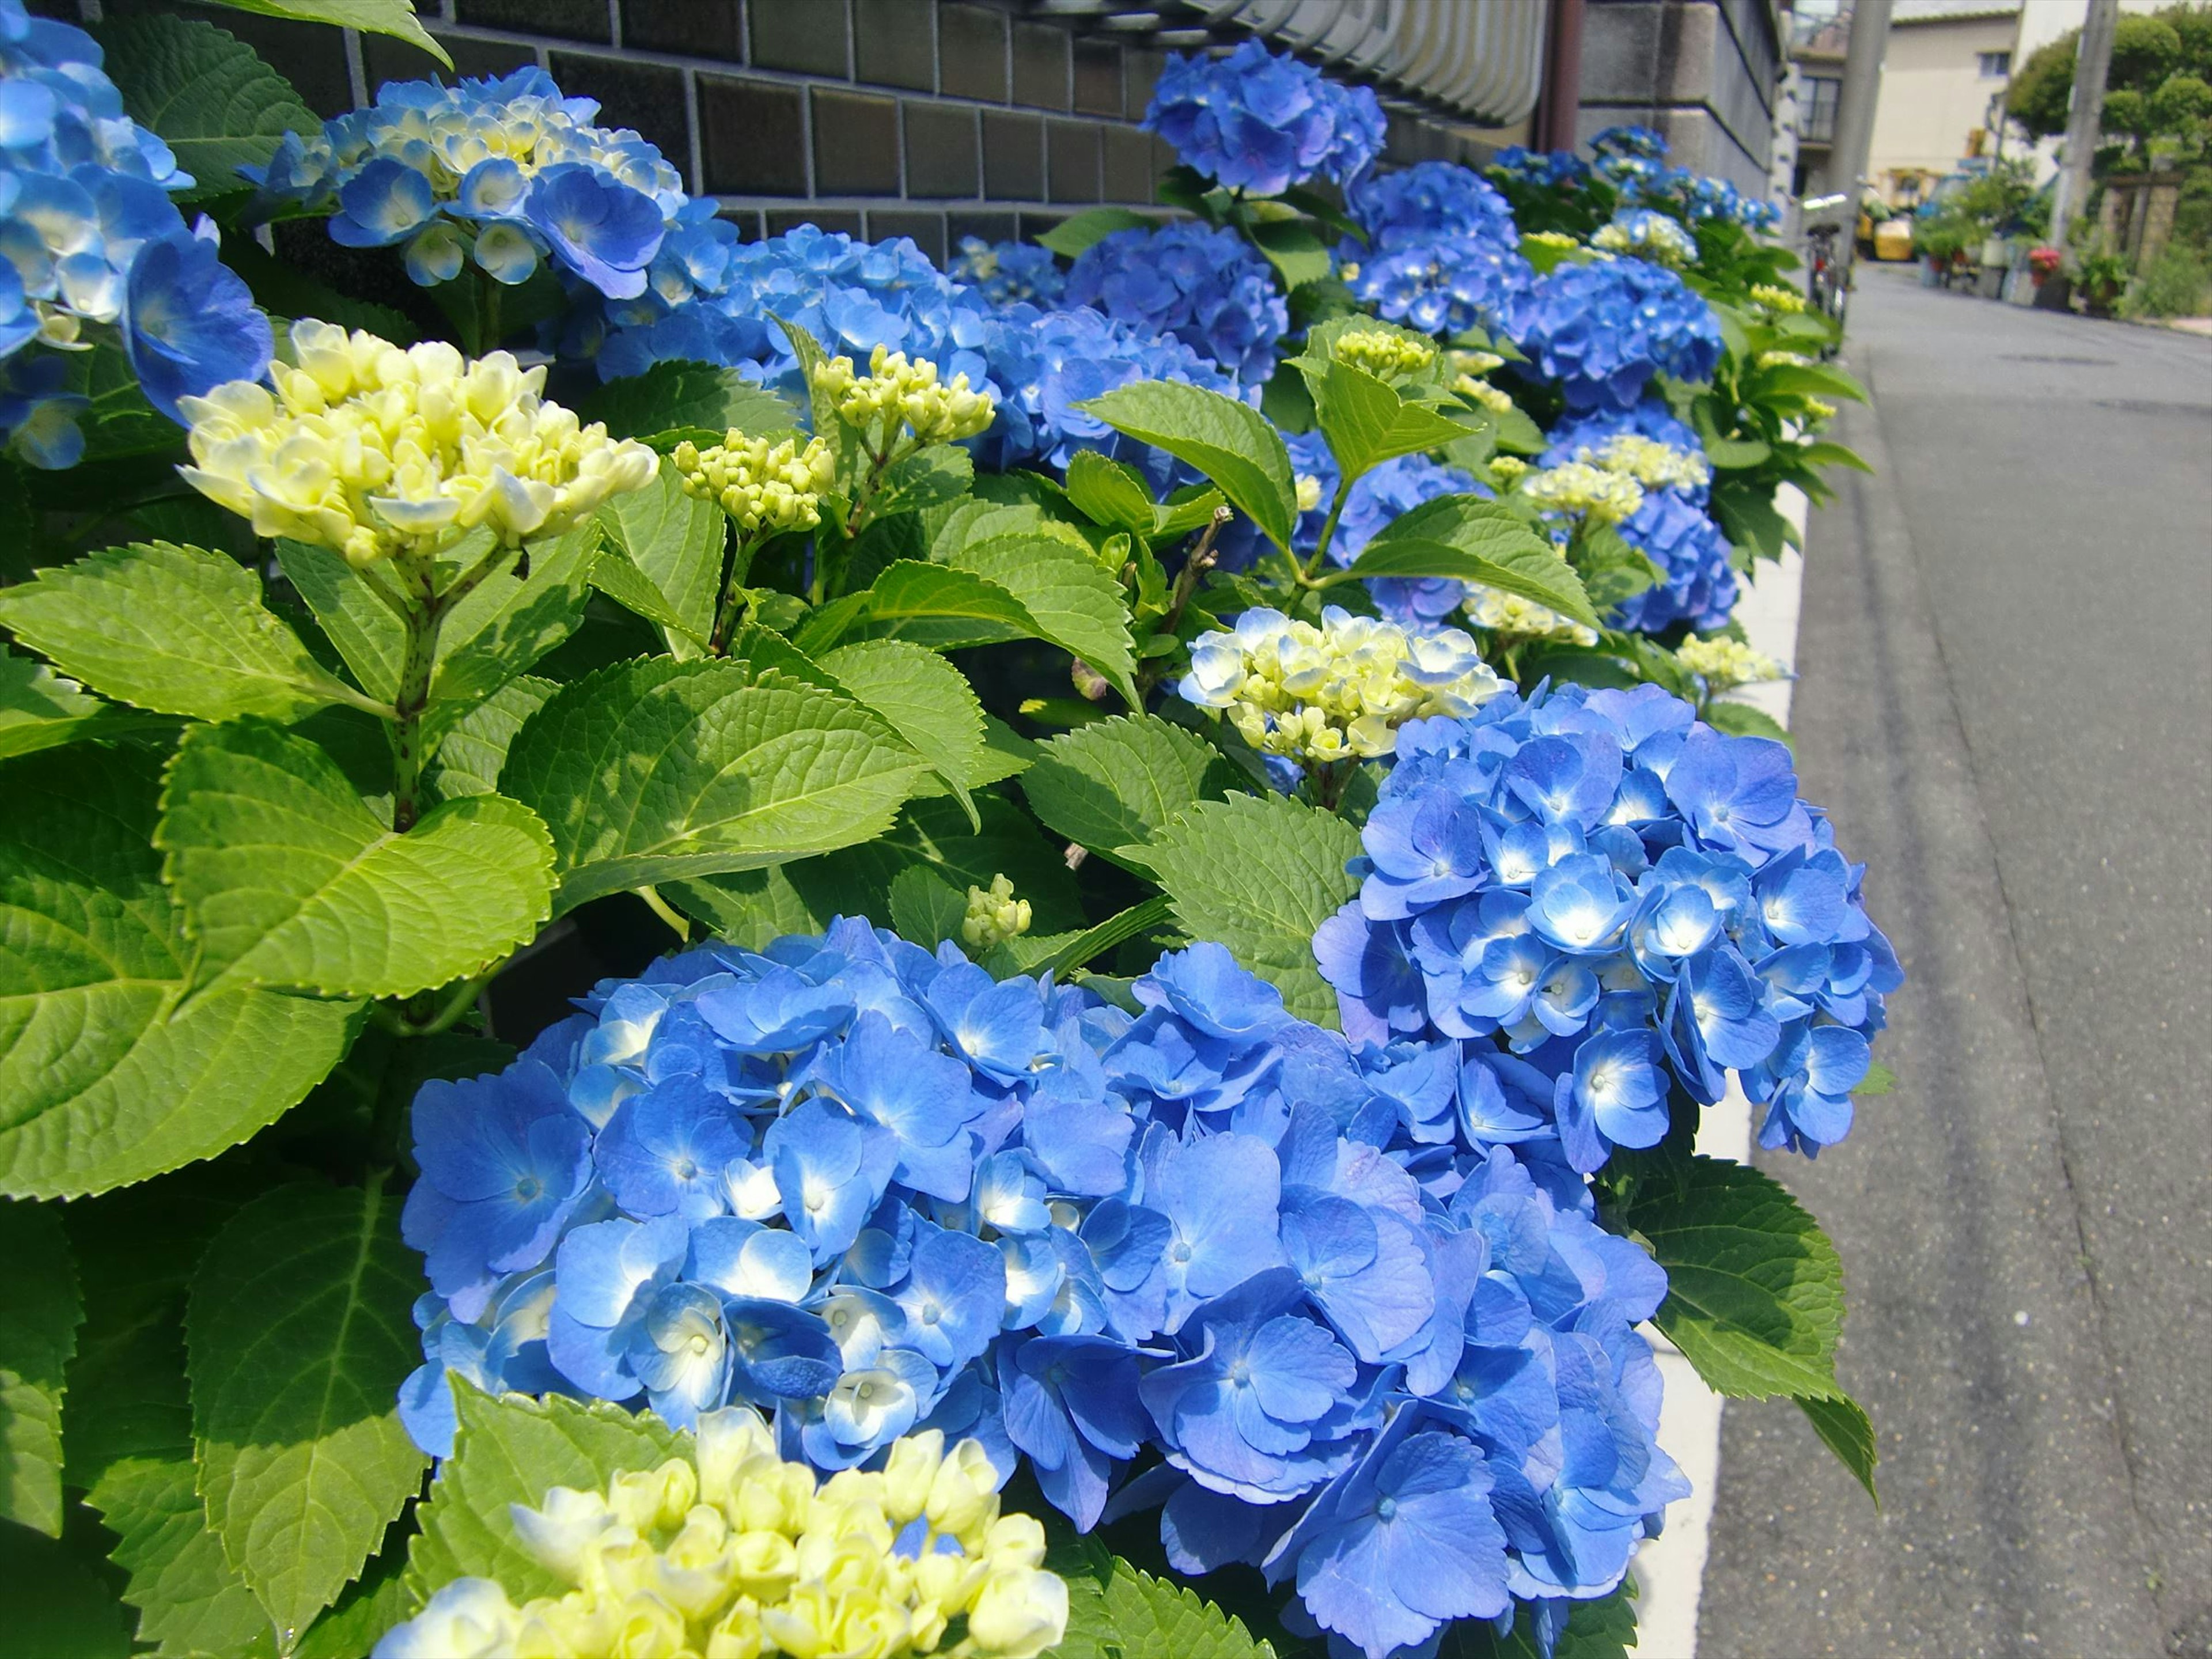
[1577,0,1784,192]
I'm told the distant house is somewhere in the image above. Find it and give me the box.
[1864,0,2022,206]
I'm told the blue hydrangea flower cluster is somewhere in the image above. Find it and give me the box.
[1345,234,1533,339]
[1346,160,1519,253]
[400,924,1688,1657]
[949,235,1067,307]
[1546,403,1738,632]
[249,67,681,299]
[1589,126,1669,162]
[1490,147,1591,192]
[0,0,270,463]
[1316,683,1902,1171]
[1144,39,1385,198]
[1332,453,1489,630]
[1501,258,1721,410]
[1065,223,1288,387]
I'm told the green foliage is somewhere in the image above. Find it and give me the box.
[593,460,724,654]
[0,647,171,760]
[1307,358,1473,483]
[1035,208,1154,259]
[949,529,1139,707]
[820,637,990,820]
[1148,793,1362,1025]
[1336,499,1601,630]
[1703,700,1792,745]
[1050,1536,1277,1659]
[2124,245,2211,316]
[0,1201,80,1536]
[90,1452,279,1658]
[196,0,451,66]
[575,360,796,445]
[95,14,316,198]
[1020,713,1228,866]
[185,1179,427,1639]
[0,1518,133,1658]
[1082,381,1298,553]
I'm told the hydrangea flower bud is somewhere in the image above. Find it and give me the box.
[1461,584,1601,645]
[1519,460,1646,525]
[1330,325,1437,382]
[961,875,1032,952]
[813,343,995,452]
[1579,433,1711,494]
[1676,634,1785,688]
[1750,282,1807,314]
[672,430,835,536]
[1593,207,1699,268]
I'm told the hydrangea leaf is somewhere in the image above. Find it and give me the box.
[1312,359,1474,481]
[95,14,316,197]
[870,444,975,520]
[1449,1578,1638,1658]
[0,542,364,725]
[820,558,1040,653]
[89,1453,278,1659]
[296,1558,411,1659]
[1798,1392,1880,1504]
[1081,380,1298,554]
[593,457,724,654]
[156,719,557,1001]
[0,1200,80,1536]
[498,658,931,912]
[1049,1536,1275,1659]
[575,359,798,445]
[428,677,559,800]
[949,530,1139,707]
[186,1179,427,1640]
[1148,793,1362,1027]
[1703,700,1793,746]
[588,538,704,646]
[1021,714,1228,869]
[1035,207,1155,259]
[0,645,173,760]
[1623,1154,1851,1403]
[0,746,362,1201]
[1063,449,1161,538]
[1247,217,1335,290]
[821,638,988,825]
[194,0,450,67]
[0,1521,134,1659]
[1343,536,1601,631]
[887,863,968,949]
[402,1382,687,1611]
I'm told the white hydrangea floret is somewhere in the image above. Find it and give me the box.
[1520,459,1646,526]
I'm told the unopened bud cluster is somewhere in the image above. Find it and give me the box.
[179,320,656,568]
[1179,607,1504,764]
[373,1415,1067,1659]
[961,875,1032,952]
[1676,634,1785,688]
[812,344,996,451]
[1517,459,1646,526]
[1460,584,1601,647]
[673,431,836,537]
[1576,433,1710,494]
[1331,326,1437,381]
[1757,349,1814,370]
[1749,283,1807,314]
[1592,211,1698,268]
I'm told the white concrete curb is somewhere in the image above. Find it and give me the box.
[1622,483,1809,1659]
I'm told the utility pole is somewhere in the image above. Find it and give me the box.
[1827,0,1894,213]
[2050,0,2119,250]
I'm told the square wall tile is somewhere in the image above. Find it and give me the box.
[855,0,934,91]
[1010,20,1068,110]
[938,3,1007,103]
[771,207,862,236]
[699,75,809,195]
[456,0,611,42]
[1046,119,1100,204]
[868,209,946,264]
[751,0,850,77]
[982,109,1043,200]
[1073,39,1122,118]
[904,102,980,199]
[812,88,900,195]
[624,0,742,61]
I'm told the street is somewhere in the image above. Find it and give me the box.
[1696,265,2212,1656]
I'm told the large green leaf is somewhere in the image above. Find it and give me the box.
[90,1453,278,1659]
[403,1384,685,1611]
[815,559,1040,653]
[499,658,929,911]
[1050,1536,1275,1659]
[0,1520,133,1658]
[1082,381,1297,554]
[0,646,172,760]
[427,676,559,801]
[1063,450,1161,539]
[0,747,361,1200]
[156,719,555,999]
[1147,794,1361,1025]
[1247,217,1334,290]
[576,360,797,444]
[0,542,362,724]
[593,458,724,654]
[1342,536,1600,631]
[821,638,988,821]
[1312,359,1474,481]
[195,0,450,65]
[1034,207,1153,259]
[949,529,1139,706]
[187,1180,427,1639]
[96,14,315,195]
[0,1200,79,1536]
[1020,714,1226,866]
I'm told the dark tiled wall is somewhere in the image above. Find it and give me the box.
[1578,0,1783,192]
[69,0,1512,263]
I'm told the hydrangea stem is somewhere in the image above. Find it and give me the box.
[709,524,759,656]
[1301,476,1354,585]
[391,537,522,831]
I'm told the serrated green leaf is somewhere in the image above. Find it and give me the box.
[576,360,796,444]
[1063,449,1160,537]
[95,14,315,195]
[1854,1059,1896,1098]
[949,530,1138,707]
[594,458,726,654]
[1626,1154,1849,1402]
[0,746,362,1200]
[1800,438,1873,474]
[0,1200,79,1536]
[1081,381,1297,553]
[499,658,929,911]
[1313,359,1474,480]
[1703,699,1792,745]
[870,444,974,520]
[195,0,450,63]
[402,1384,685,1610]
[1040,891,1175,978]
[296,1554,410,1659]
[0,1518,133,1658]
[1035,208,1152,259]
[0,542,362,724]
[1343,536,1600,630]
[809,559,1040,653]
[0,645,173,759]
[429,676,558,800]
[589,538,704,645]
[1247,217,1334,290]
[1798,1391,1880,1503]
[1020,714,1225,866]
[821,638,988,823]
[89,1453,278,1658]
[1147,793,1360,1026]
[1050,1537,1275,1659]
[1444,1577,1637,1658]
[888,864,968,949]
[1703,433,1774,468]
[187,1179,427,1639]
[155,718,555,999]
[1761,361,1868,403]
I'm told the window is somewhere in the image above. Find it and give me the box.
[1799,76,1841,142]
[1978,51,2012,77]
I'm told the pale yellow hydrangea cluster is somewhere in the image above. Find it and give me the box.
[374,1415,1067,1659]
[1517,460,1646,527]
[1749,282,1807,314]
[961,876,1032,952]
[1676,635,1785,688]
[178,321,656,567]
[673,432,837,537]
[1180,607,1504,764]
[1757,349,1814,369]
[1488,455,1529,486]
[1445,347,1516,415]
[1461,585,1601,647]
[1332,326,1437,381]
[1575,433,1711,494]
[1592,214,1697,267]
[1805,397,1838,421]
[1524,230,1582,252]
[812,345,996,452]
[1294,471,1326,513]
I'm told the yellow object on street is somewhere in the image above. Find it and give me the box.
[1874,219,1915,262]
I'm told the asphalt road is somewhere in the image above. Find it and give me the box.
[1696,267,2212,1658]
